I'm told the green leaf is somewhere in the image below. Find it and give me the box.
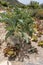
[5,30,14,40]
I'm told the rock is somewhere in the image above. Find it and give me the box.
[0,60,12,65]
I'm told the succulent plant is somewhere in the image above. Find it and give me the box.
[38,41,43,47]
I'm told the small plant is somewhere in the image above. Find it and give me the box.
[3,44,20,58]
[31,34,38,42]
[38,41,43,47]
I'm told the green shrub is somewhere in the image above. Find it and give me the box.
[0,7,34,43]
[29,1,40,9]
[0,1,9,7]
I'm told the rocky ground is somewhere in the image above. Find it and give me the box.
[0,22,43,65]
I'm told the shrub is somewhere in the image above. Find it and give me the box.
[0,1,9,7]
[0,7,34,43]
[35,9,43,19]
[29,1,40,9]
